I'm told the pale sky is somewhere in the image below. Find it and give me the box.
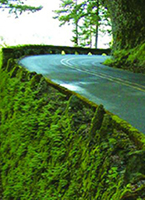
[0,0,111,48]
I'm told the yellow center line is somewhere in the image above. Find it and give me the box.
[61,57,145,92]
[97,72,145,92]
[82,69,145,92]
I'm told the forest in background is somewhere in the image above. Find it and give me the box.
[54,0,145,73]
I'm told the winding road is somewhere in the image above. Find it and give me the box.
[19,54,145,133]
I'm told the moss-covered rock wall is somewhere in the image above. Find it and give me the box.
[1,54,145,199]
[104,42,145,73]
[2,45,111,69]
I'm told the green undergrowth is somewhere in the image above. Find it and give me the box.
[104,42,145,73]
[0,60,145,199]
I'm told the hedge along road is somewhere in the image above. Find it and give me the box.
[19,54,145,134]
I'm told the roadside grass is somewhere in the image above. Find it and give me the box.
[127,42,145,67]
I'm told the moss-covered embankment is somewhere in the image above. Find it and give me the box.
[104,42,145,74]
[1,55,145,199]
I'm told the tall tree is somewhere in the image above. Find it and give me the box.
[103,0,145,50]
[54,0,111,48]
[71,0,79,46]
[53,0,83,46]
[95,0,99,48]
[79,0,101,48]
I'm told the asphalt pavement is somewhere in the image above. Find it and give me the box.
[19,54,145,133]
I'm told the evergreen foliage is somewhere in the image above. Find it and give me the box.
[0,54,145,199]
[0,0,42,16]
[53,0,111,48]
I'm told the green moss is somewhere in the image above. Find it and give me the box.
[0,53,145,199]
[111,115,145,149]
[127,42,145,66]
[2,45,111,69]
[89,104,105,137]
[103,57,114,65]
[104,43,145,73]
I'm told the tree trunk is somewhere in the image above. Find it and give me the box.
[75,0,79,46]
[95,24,98,49]
[95,0,99,49]
[104,0,145,50]
[75,21,79,46]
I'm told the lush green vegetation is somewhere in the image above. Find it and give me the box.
[53,0,111,48]
[53,0,145,73]
[0,0,145,198]
[103,0,145,50]
[0,56,145,199]
[101,0,145,73]
[104,42,145,73]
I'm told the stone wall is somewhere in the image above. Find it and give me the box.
[2,45,111,68]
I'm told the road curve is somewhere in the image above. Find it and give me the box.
[19,54,145,134]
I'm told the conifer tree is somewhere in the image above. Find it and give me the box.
[53,0,81,46]
[0,0,42,16]
[79,0,100,48]
[54,0,111,48]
